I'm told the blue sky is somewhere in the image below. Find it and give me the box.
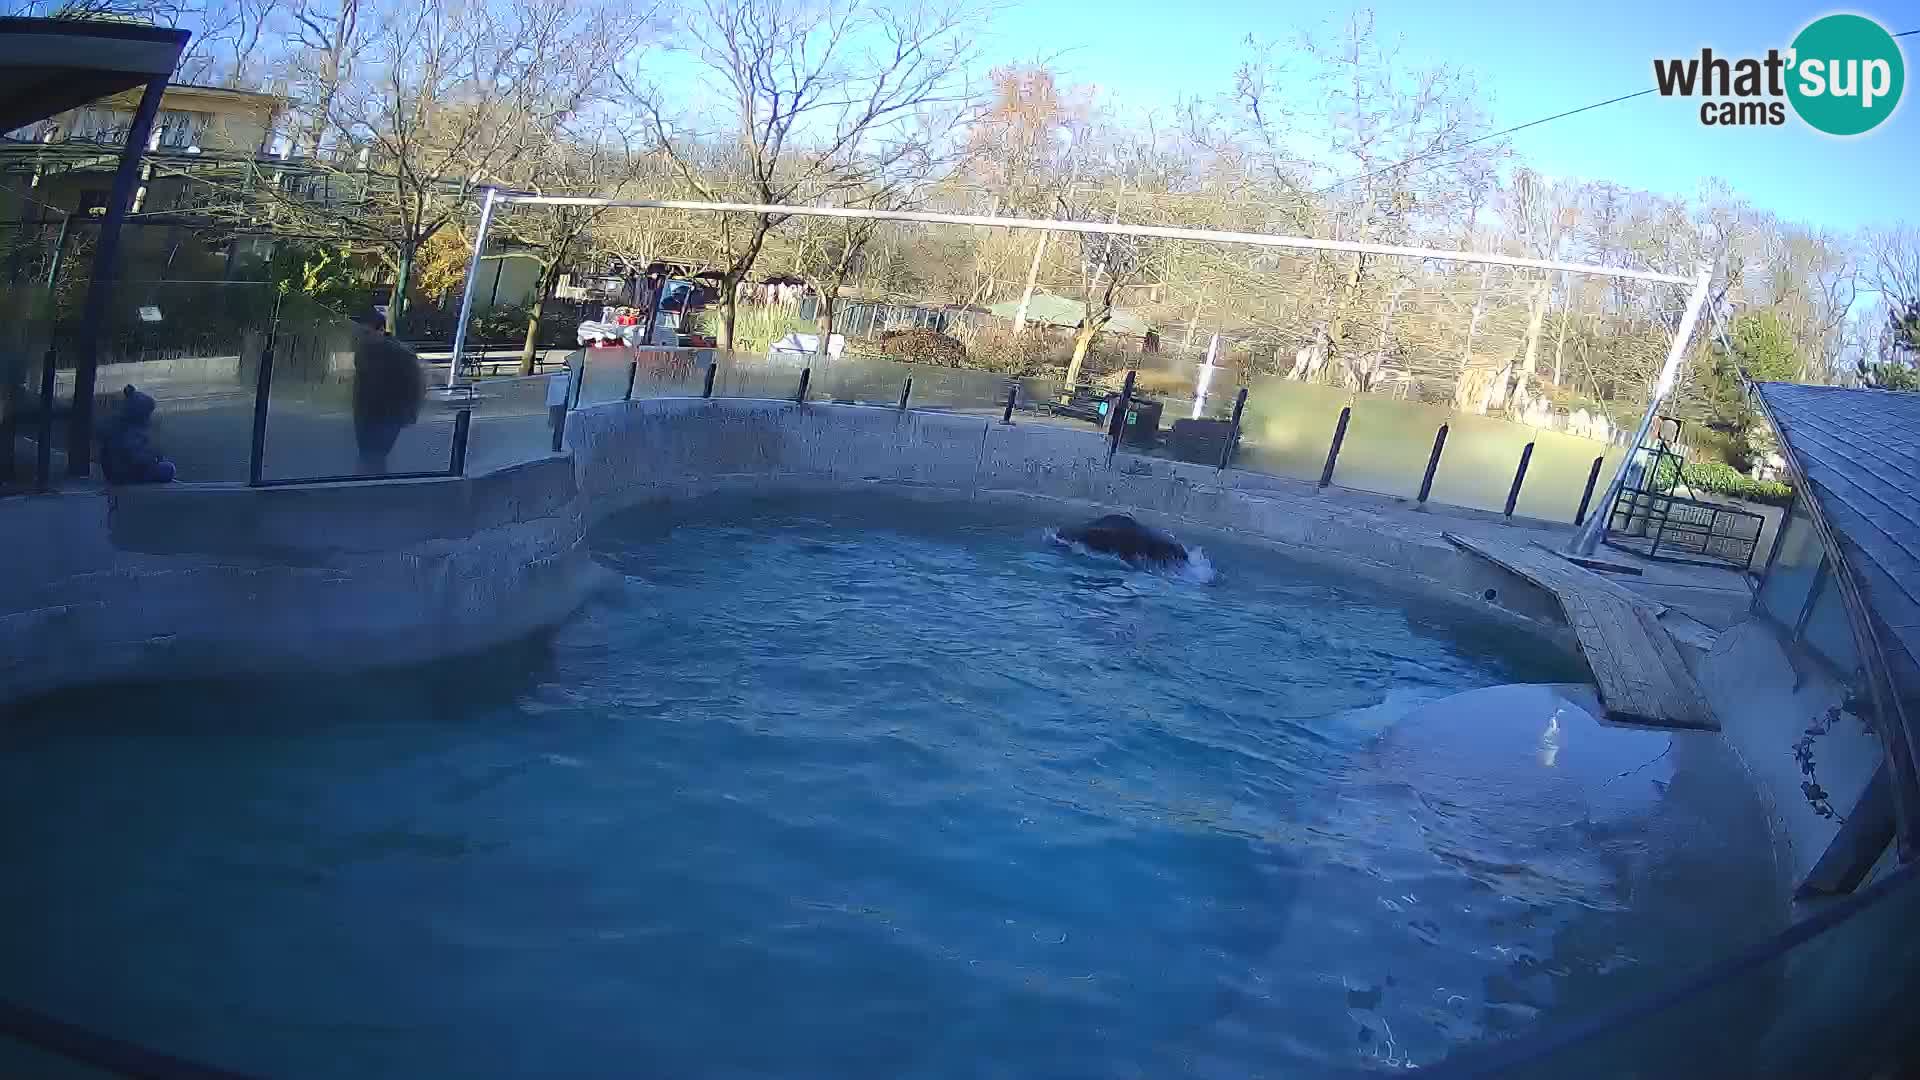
[978,0,1916,233]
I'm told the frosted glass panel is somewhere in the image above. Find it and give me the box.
[1512,428,1613,524]
[1802,576,1859,673]
[1334,395,1449,500]
[1426,410,1535,514]
[1757,504,1823,627]
[1235,378,1349,483]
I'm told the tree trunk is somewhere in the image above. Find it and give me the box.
[1012,230,1048,335]
[1552,278,1574,387]
[1461,264,1492,367]
[387,242,413,335]
[1064,319,1102,391]
[719,275,740,353]
[1518,276,1551,383]
[1327,253,1367,361]
[520,262,560,376]
[814,287,838,356]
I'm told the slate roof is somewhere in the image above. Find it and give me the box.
[1754,383,1920,685]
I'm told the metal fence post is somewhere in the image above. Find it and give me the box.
[795,367,811,404]
[35,345,56,492]
[1504,442,1535,517]
[1217,387,1248,470]
[1318,406,1352,488]
[702,361,717,398]
[1574,456,1605,527]
[898,377,912,410]
[1106,369,1136,460]
[548,370,570,453]
[1648,499,1672,556]
[246,339,276,487]
[1417,424,1448,504]
[446,186,500,392]
[448,408,472,476]
[1001,383,1017,424]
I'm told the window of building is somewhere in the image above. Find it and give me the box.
[65,107,134,144]
[154,110,212,150]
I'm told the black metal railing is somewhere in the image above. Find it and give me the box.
[1605,488,1766,571]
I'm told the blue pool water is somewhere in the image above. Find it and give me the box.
[0,495,1779,1077]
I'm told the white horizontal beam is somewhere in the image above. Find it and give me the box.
[494,192,1696,286]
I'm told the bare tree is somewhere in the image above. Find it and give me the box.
[238,0,638,332]
[491,121,653,372]
[621,0,980,352]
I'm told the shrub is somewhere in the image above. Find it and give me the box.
[474,304,534,342]
[876,327,967,365]
[1656,457,1794,507]
[694,303,813,353]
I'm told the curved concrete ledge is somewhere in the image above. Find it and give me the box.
[1,396,1580,706]
[566,397,1576,641]
[1,455,594,705]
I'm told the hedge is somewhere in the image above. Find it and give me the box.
[1654,458,1794,507]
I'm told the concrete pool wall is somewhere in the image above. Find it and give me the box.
[0,454,593,705]
[1,395,1578,707]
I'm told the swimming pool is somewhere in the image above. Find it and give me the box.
[0,494,1780,1077]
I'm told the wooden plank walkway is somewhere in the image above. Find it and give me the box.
[1445,532,1718,731]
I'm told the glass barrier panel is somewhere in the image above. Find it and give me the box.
[897,363,1014,413]
[1130,384,1246,468]
[90,281,276,484]
[1511,427,1613,525]
[1425,409,1536,514]
[712,350,807,401]
[571,347,636,407]
[1016,375,1064,411]
[1334,394,1450,500]
[1234,377,1350,483]
[812,354,918,408]
[462,373,563,474]
[1756,503,1822,627]
[628,347,713,399]
[258,297,453,482]
[1800,573,1859,673]
[0,283,52,489]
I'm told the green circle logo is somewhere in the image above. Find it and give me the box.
[1787,14,1904,136]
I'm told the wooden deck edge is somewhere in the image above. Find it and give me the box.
[1443,531,1721,733]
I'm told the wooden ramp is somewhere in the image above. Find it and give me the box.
[1445,532,1718,731]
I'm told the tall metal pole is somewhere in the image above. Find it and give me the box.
[67,75,168,477]
[1569,264,1714,556]
[499,194,1695,286]
[44,213,71,290]
[1192,332,1220,419]
[445,186,500,390]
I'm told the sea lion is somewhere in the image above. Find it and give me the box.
[1054,513,1189,568]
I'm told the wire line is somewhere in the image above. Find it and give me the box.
[1316,89,1657,195]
